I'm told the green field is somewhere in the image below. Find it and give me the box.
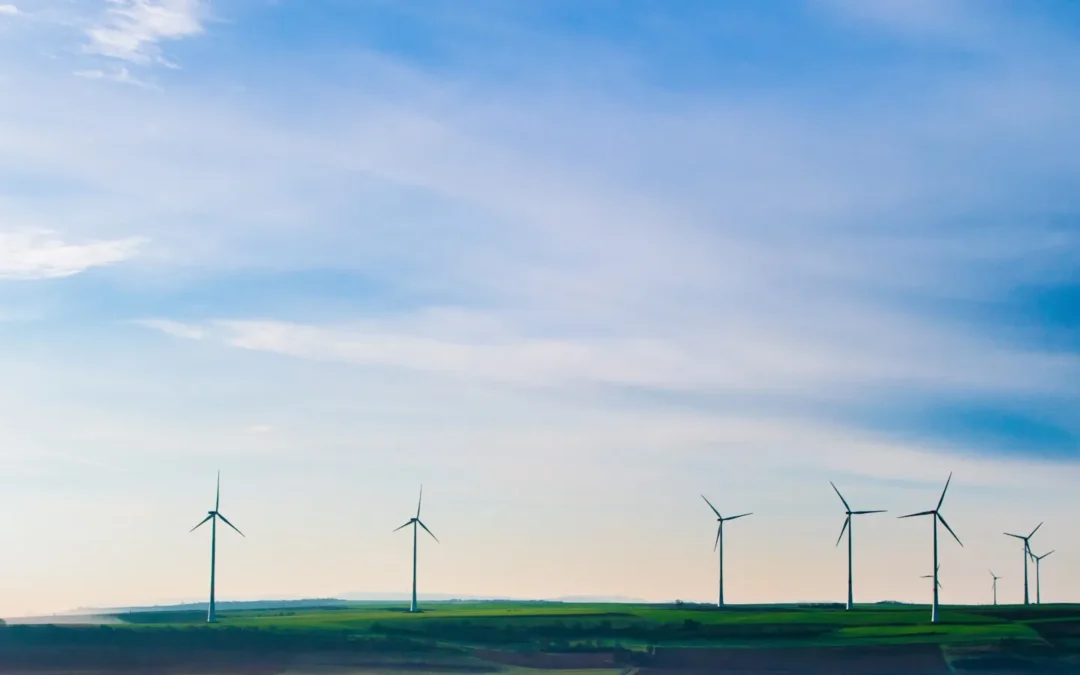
[3,602,1080,673]
[106,600,1077,646]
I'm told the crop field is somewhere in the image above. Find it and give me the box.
[2,602,1080,673]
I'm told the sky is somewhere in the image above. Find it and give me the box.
[0,0,1078,618]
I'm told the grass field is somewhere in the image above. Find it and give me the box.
[3,601,1080,673]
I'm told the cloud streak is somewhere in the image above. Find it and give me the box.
[0,229,142,279]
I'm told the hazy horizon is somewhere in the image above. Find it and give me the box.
[1,0,1078,618]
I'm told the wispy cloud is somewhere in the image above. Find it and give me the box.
[85,0,207,66]
[0,229,142,280]
[0,4,19,16]
[73,65,157,89]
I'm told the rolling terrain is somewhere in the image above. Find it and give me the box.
[2,601,1080,673]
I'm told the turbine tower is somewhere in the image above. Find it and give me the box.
[1030,550,1054,605]
[830,481,886,610]
[1004,523,1041,605]
[899,472,962,623]
[189,471,245,623]
[989,570,1001,606]
[701,495,751,608]
[394,485,439,613]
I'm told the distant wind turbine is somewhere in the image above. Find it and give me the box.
[921,564,942,590]
[701,495,751,607]
[394,485,439,613]
[899,472,962,623]
[830,481,886,610]
[1030,550,1054,605]
[989,570,1001,606]
[189,471,245,623]
[1004,523,1041,605]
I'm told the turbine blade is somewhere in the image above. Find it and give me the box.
[216,513,245,538]
[417,519,439,543]
[830,481,851,511]
[1040,550,1055,560]
[701,495,722,519]
[899,510,934,519]
[938,514,963,547]
[1028,522,1043,538]
[724,512,752,521]
[189,514,213,533]
[1004,532,1025,540]
[713,524,721,551]
[851,510,887,515]
[393,520,413,532]
[936,472,952,511]
[215,471,221,512]
[835,516,850,548]
[416,485,423,519]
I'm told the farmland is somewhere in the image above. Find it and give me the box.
[2,601,1080,673]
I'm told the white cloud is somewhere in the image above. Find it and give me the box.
[0,4,19,16]
[85,0,207,66]
[0,229,142,279]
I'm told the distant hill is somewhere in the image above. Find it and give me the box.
[337,592,648,603]
[75,598,352,615]
[71,593,650,616]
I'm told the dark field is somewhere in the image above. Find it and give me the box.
[3,602,1080,674]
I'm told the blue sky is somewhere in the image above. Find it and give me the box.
[0,0,1078,617]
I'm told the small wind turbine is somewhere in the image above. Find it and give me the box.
[1004,523,1041,605]
[1030,550,1054,605]
[921,564,942,590]
[830,481,886,610]
[701,495,751,607]
[989,570,1001,606]
[899,472,962,623]
[394,485,438,613]
[189,471,245,623]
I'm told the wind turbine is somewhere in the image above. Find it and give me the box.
[189,471,245,623]
[899,472,962,623]
[1030,550,1054,605]
[989,570,1001,606]
[701,495,751,607]
[1004,523,1041,605]
[830,481,886,610]
[921,564,942,590]
[394,485,438,613]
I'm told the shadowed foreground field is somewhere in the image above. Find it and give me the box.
[3,602,1080,674]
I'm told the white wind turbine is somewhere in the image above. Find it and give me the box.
[394,485,439,613]
[701,495,751,607]
[830,481,886,610]
[189,471,245,623]
[899,473,962,624]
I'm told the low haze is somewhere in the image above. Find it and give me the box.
[0,0,1078,619]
